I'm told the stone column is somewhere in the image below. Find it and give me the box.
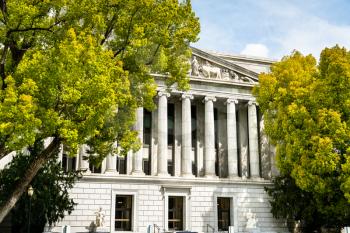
[181,93,194,177]
[226,98,239,179]
[78,144,91,174]
[157,91,170,176]
[238,104,249,178]
[105,153,118,174]
[204,96,217,178]
[151,110,158,176]
[132,107,145,176]
[105,142,118,174]
[248,101,260,178]
[196,103,205,177]
[174,102,182,177]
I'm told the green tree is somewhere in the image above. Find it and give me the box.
[0,142,81,233]
[0,0,199,222]
[254,46,350,231]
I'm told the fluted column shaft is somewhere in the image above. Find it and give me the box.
[248,101,260,178]
[181,93,194,177]
[157,91,170,176]
[226,98,238,178]
[132,107,145,175]
[204,96,217,178]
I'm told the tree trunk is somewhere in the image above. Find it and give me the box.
[0,137,60,223]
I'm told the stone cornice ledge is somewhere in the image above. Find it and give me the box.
[80,174,272,186]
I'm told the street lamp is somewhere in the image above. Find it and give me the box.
[27,185,34,233]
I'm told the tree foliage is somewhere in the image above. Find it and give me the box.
[0,0,199,222]
[0,142,81,233]
[254,46,350,230]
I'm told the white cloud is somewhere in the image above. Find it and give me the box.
[240,43,269,57]
[277,17,350,59]
[256,1,350,59]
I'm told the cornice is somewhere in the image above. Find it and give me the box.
[80,174,272,187]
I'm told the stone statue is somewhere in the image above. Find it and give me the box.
[229,71,240,81]
[222,69,230,80]
[95,207,105,227]
[200,61,221,79]
[246,209,258,229]
[191,56,200,76]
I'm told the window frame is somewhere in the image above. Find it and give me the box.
[217,197,231,231]
[214,194,237,233]
[162,186,191,231]
[111,190,138,233]
[168,196,184,231]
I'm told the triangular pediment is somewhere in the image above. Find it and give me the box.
[190,47,259,84]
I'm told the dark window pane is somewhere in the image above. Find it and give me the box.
[217,197,231,231]
[89,163,101,173]
[167,160,173,176]
[117,156,126,174]
[191,105,197,148]
[143,110,152,145]
[168,103,175,146]
[62,153,77,173]
[168,196,183,231]
[115,195,133,231]
[143,159,150,175]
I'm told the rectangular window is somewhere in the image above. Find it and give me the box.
[191,105,197,148]
[143,109,152,145]
[217,197,231,231]
[89,163,101,173]
[167,160,174,176]
[117,156,126,174]
[62,153,76,172]
[168,196,183,231]
[143,159,150,176]
[115,195,133,231]
[168,103,175,146]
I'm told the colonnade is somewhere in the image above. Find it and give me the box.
[77,91,262,179]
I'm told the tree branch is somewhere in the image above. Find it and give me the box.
[8,27,53,34]
[114,7,140,57]
[0,44,8,90]
[100,13,118,46]
[0,137,61,223]
[146,44,161,66]
[0,0,7,23]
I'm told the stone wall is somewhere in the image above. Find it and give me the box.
[48,176,288,233]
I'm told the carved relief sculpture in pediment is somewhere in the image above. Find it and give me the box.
[190,55,256,84]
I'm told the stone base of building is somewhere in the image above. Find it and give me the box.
[46,175,289,233]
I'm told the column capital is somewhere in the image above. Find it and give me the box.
[226,98,238,105]
[181,93,194,100]
[248,100,258,106]
[203,96,216,103]
[158,91,170,98]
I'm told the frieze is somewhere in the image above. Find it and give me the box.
[190,55,255,84]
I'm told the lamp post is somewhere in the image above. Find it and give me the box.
[27,185,34,233]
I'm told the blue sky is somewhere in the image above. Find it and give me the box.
[191,0,350,59]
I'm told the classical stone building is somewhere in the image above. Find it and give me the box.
[1,47,290,233]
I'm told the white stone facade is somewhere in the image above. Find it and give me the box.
[48,48,288,233]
